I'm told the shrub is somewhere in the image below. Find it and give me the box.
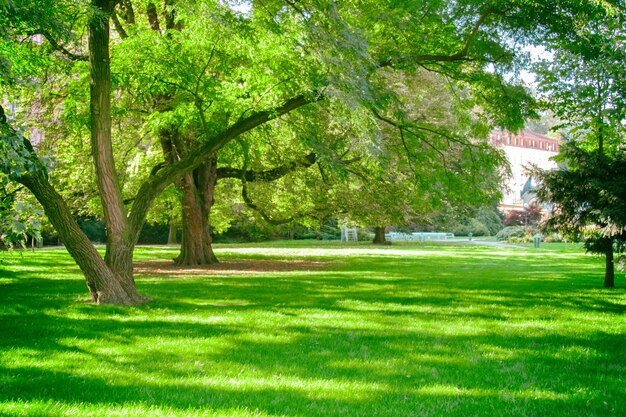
[544,233,567,243]
[503,205,543,226]
[476,207,504,235]
[495,226,527,241]
[138,223,170,244]
[78,217,106,243]
[453,218,491,237]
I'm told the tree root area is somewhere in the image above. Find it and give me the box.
[134,259,329,277]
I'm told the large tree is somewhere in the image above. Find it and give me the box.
[296,68,508,244]
[2,0,622,304]
[2,0,320,303]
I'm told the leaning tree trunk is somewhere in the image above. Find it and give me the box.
[19,171,147,305]
[604,241,615,288]
[372,226,388,245]
[175,158,219,265]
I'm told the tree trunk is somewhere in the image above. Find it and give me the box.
[19,171,147,305]
[159,127,219,266]
[372,226,388,245]
[87,0,145,302]
[604,241,615,288]
[175,158,219,265]
[167,218,177,244]
[90,0,126,258]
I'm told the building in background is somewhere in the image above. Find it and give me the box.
[490,129,561,213]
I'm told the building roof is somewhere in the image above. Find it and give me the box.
[490,129,560,153]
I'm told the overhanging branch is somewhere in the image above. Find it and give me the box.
[217,152,317,181]
[240,178,296,225]
[33,29,88,62]
[379,7,499,67]
[128,91,321,237]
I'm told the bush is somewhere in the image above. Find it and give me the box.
[508,236,531,243]
[41,223,60,246]
[214,217,272,243]
[138,223,171,244]
[357,228,372,241]
[476,207,504,235]
[495,226,527,241]
[503,205,543,226]
[453,218,490,237]
[544,233,567,243]
[78,217,106,243]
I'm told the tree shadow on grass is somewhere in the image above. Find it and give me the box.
[0,324,624,416]
[1,251,625,416]
[137,261,626,321]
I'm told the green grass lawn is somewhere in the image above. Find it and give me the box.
[0,242,625,416]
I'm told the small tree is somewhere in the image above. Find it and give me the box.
[534,14,626,287]
[535,145,626,287]
[503,205,543,227]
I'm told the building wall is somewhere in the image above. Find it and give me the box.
[490,130,560,212]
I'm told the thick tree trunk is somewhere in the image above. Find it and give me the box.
[104,236,137,284]
[19,172,147,305]
[372,226,388,245]
[604,242,615,288]
[87,0,145,303]
[159,129,218,265]
[175,158,219,265]
[172,151,319,264]
[90,0,127,259]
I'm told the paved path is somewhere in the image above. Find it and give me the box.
[467,240,526,249]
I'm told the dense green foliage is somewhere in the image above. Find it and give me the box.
[1,243,624,416]
[536,146,626,276]
[533,9,626,286]
[0,176,42,248]
[2,0,625,302]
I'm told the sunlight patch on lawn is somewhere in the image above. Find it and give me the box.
[214,246,589,260]
[1,243,624,416]
[0,401,282,417]
[413,384,572,401]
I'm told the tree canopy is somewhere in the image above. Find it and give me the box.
[2,0,624,303]
[533,5,626,287]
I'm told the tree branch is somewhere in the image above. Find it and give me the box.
[240,177,296,225]
[379,7,499,67]
[217,152,316,181]
[371,109,448,166]
[117,0,135,24]
[128,91,321,238]
[111,10,128,39]
[163,0,180,31]
[283,0,305,16]
[399,128,416,173]
[37,29,87,61]
[147,2,161,32]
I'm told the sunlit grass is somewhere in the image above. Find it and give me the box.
[0,242,625,416]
